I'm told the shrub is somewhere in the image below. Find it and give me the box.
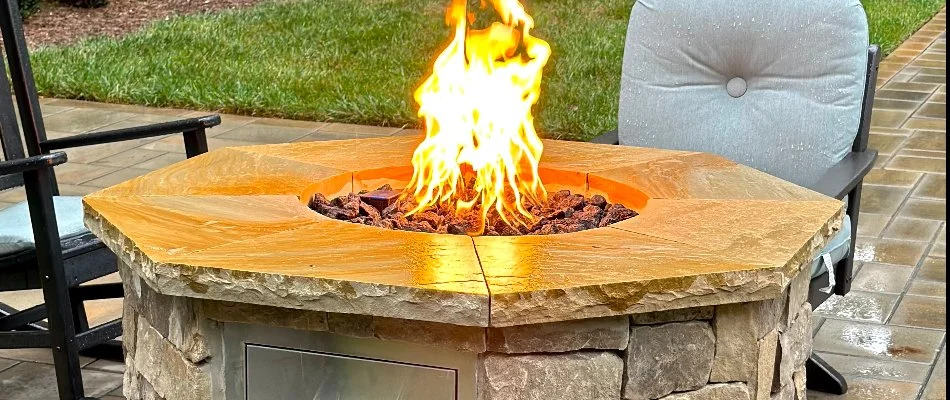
[18,0,40,19]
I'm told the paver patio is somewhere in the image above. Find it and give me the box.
[0,9,946,399]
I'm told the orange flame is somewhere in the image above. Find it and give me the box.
[404,0,550,235]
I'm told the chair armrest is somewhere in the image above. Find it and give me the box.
[806,150,878,200]
[589,129,619,145]
[40,114,221,151]
[0,152,67,177]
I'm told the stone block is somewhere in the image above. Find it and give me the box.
[126,371,167,400]
[710,297,785,383]
[778,303,812,389]
[751,330,780,400]
[374,316,486,353]
[770,384,794,400]
[122,260,208,363]
[328,312,487,352]
[659,383,751,400]
[487,315,628,353]
[327,312,375,338]
[624,321,715,400]
[479,352,623,400]
[792,369,806,400]
[118,261,141,311]
[783,266,811,329]
[123,299,139,356]
[631,306,715,325]
[123,355,139,400]
[133,316,211,400]
[141,283,208,363]
[204,300,329,332]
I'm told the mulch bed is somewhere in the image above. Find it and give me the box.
[310,185,639,236]
[23,0,263,47]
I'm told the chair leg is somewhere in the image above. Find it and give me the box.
[23,167,86,400]
[806,353,848,394]
[41,280,87,400]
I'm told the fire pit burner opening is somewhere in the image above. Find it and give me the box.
[308,184,638,236]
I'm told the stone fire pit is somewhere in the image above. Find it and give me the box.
[83,136,843,400]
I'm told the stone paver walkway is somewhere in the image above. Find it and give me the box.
[809,9,947,400]
[0,10,946,400]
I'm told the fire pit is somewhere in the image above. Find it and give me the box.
[82,1,842,398]
[83,136,842,400]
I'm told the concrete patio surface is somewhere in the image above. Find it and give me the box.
[0,9,945,399]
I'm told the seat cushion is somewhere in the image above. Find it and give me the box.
[811,214,852,278]
[617,0,869,188]
[0,196,90,256]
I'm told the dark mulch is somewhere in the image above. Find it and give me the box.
[23,0,263,47]
[310,185,639,236]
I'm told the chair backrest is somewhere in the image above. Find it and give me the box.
[0,0,56,192]
[617,0,870,187]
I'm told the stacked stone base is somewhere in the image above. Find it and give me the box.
[119,260,812,400]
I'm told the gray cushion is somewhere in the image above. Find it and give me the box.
[618,0,869,188]
[0,196,89,256]
[812,214,852,278]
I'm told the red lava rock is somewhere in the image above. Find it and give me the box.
[447,222,472,235]
[560,194,587,210]
[310,185,638,236]
[359,202,381,223]
[550,189,572,203]
[590,194,607,209]
[599,204,639,228]
[573,204,604,229]
[411,211,443,228]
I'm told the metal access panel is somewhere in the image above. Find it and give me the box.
[216,322,478,400]
[245,344,456,400]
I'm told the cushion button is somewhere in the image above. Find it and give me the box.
[726,77,747,98]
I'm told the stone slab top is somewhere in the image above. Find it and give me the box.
[83,136,844,327]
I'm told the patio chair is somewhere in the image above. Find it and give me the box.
[592,0,878,394]
[0,0,220,398]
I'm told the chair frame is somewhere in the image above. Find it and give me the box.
[592,45,881,395]
[0,0,219,398]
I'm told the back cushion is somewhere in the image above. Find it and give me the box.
[618,0,869,187]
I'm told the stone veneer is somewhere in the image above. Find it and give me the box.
[119,258,813,400]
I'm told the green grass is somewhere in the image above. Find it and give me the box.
[866,0,946,55]
[31,0,944,141]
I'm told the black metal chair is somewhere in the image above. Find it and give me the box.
[591,0,880,395]
[0,0,220,398]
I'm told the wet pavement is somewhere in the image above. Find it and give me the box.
[0,9,946,400]
[810,10,946,400]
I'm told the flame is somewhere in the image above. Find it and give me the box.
[404,0,550,235]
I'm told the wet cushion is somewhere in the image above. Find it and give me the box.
[0,196,89,256]
[617,0,869,188]
[811,214,852,278]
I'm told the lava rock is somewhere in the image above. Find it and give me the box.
[573,205,604,229]
[412,211,443,228]
[549,189,572,204]
[560,194,587,210]
[599,204,638,227]
[359,202,381,223]
[311,188,638,236]
[590,194,607,209]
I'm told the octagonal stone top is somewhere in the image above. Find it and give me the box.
[83,136,844,327]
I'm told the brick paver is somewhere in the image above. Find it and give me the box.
[0,10,946,399]
[811,9,947,400]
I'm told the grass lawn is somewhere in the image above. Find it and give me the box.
[32,0,944,141]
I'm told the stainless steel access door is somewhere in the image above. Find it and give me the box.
[245,344,457,400]
[216,322,478,400]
